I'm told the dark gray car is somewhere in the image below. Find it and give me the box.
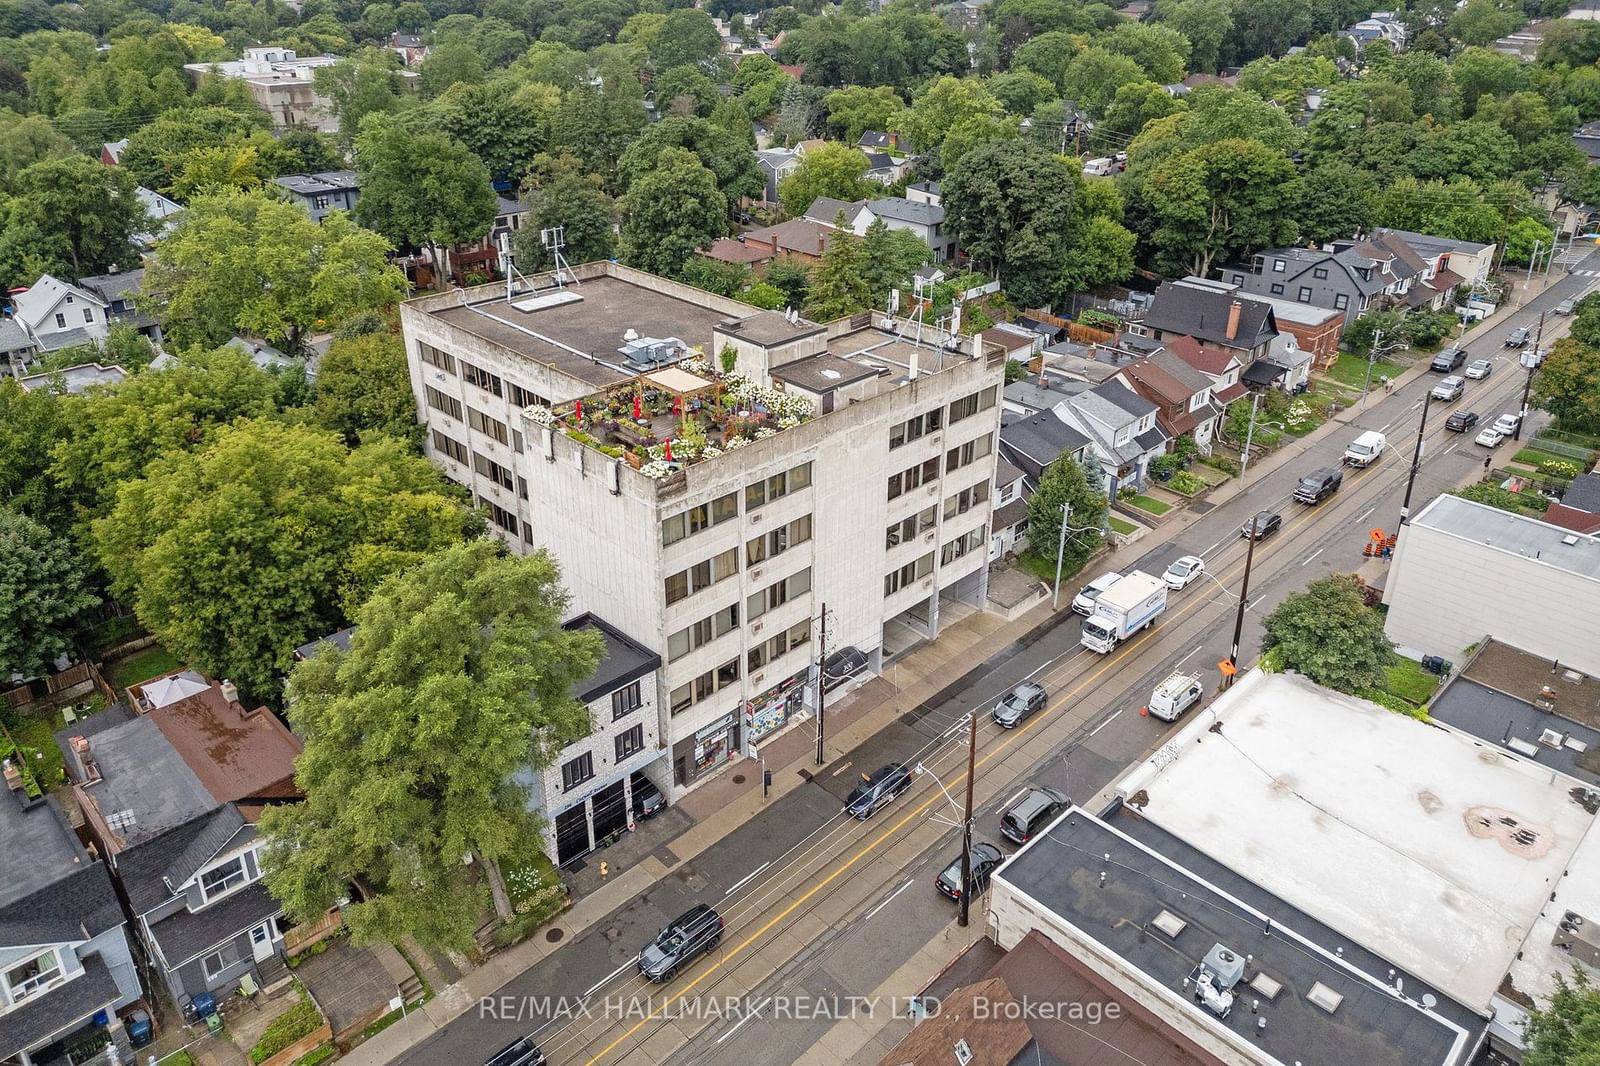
[992,682,1047,729]
[1000,786,1069,844]
[638,904,722,983]
[935,842,1004,900]
[845,763,911,819]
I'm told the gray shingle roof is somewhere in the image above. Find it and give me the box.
[0,861,124,947]
[116,806,242,915]
[76,268,144,305]
[1562,472,1600,513]
[162,808,251,898]
[999,413,1091,484]
[0,953,122,1060]
[1143,282,1276,349]
[147,881,281,968]
[0,318,32,352]
[865,197,943,226]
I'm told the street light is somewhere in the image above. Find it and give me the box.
[1397,389,1435,531]
[914,709,978,928]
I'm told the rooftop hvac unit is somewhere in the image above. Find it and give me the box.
[1555,911,1600,968]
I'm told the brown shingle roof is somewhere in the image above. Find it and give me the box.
[1162,333,1238,376]
[150,684,301,805]
[881,977,1032,1066]
[701,238,773,264]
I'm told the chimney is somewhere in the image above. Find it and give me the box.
[3,760,21,792]
[220,679,249,717]
[1226,301,1242,341]
[68,735,101,784]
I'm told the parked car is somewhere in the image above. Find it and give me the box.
[638,904,722,983]
[1430,347,1466,372]
[1293,467,1342,504]
[1445,410,1479,432]
[1000,786,1069,845]
[1505,326,1531,348]
[1430,376,1464,401]
[822,647,868,692]
[1527,349,1548,368]
[845,763,911,819]
[1242,511,1282,540]
[1465,359,1493,379]
[1475,426,1506,448]
[1148,672,1205,723]
[993,681,1047,729]
[1070,570,1122,616]
[634,778,665,819]
[1557,298,1577,316]
[934,842,1004,900]
[486,1038,546,1066]
[1161,555,1205,590]
[1493,413,1522,436]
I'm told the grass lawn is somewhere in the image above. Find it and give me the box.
[1322,353,1402,391]
[1384,657,1440,706]
[1108,515,1137,535]
[1124,494,1172,515]
[104,645,183,690]
[1,707,68,793]
[1512,448,1581,471]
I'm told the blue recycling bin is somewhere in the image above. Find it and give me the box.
[126,1009,153,1048]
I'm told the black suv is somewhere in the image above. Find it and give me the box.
[1000,786,1069,845]
[845,763,911,819]
[638,904,722,983]
[935,842,1003,900]
[1293,467,1342,504]
[1445,410,1479,433]
[485,1038,545,1066]
[1241,510,1282,540]
[1430,347,1466,372]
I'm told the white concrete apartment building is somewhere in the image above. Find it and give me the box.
[399,261,1004,795]
[182,48,350,131]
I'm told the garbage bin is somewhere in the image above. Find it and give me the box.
[126,1009,152,1048]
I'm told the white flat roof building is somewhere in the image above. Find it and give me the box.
[1114,669,1598,1013]
[1384,494,1600,676]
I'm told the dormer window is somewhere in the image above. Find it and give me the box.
[4,949,63,1003]
[200,855,249,900]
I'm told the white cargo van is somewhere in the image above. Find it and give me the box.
[1082,157,1116,177]
[1148,672,1204,722]
[1344,430,1386,468]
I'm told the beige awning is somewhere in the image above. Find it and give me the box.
[644,367,715,394]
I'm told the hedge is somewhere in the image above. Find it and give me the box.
[250,992,323,1064]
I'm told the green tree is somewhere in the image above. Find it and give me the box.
[142,189,406,354]
[0,509,98,678]
[1141,137,1302,277]
[1100,21,1191,85]
[615,117,763,205]
[618,147,727,277]
[312,332,419,447]
[764,258,813,308]
[1450,0,1522,48]
[514,163,616,269]
[0,379,71,533]
[1532,337,1600,434]
[419,38,486,98]
[426,79,554,184]
[861,216,931,304]
[313,49,412,147]
[1154,0,1234,74]
[1261,574,1392,693]
[0,110,72,194]
[261,540,601,949]
[354,119,496,291]
[651,8,720,70]
[943,140,1076,308]
[1523,967,1600,1066]
[1298,161,1377,245]
[824,85,903,143]
[806,214,871,320]
[655,64,719,118]
[0,155,144,284]
[1025,456,1107,577]
[93,420,471,702]
[779,142,874,216]
[1012,31,1079,92]
[1098,80,1186,148]
[940,114,1021,174]
[1062,47,1147,119]
[1538,20,1600,68]
[986,71,1056,118]
[891,75,1001,154]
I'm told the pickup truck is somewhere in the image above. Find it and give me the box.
[1080,571,1167,654]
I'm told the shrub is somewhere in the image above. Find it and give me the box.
[1201,453,1240,475]
[1151,453,1184,478]
[1078,308,1121,331]
[1169,470,1206,495]
[1538,458,1580,478]
[1358,686,1429,721]
[250,989,323,1064]
[292,1046,335,1066]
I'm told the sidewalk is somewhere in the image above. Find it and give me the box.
[342,269,1574,1066]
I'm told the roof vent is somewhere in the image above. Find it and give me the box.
[1540,729,1568,749]
[1307,981,1344,1013]
[1152,910,1187,939]
[1563,534,1580,546]
[953,1039,973,1066]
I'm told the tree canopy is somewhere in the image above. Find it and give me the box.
[0,509,98,678]
[312,331,420,447]
[1262,575,1393,694]
[1523,967,1600,1066]
[1025,456,1107,576]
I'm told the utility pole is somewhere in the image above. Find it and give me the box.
[1050,501,1072,611]
[1359,329,1384,407]
[815,604,827,766]
[1238,391,1263,480]
[1526,241,1543,289]
[1398,390,1434,530]
[958,710,976,929]
[1227,522,1258,684]
[1515,344,1541,442]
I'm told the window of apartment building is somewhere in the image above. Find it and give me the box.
[521,519,535,544]
[473,451,515,491]
[884,553,935,596]
[940,528,985,565]
[888,408,945,449]
[479,497,518,534]
[612,681,642,720]
[947,386,998,424]
[1335,293,1349,310]
[508,382,545,409]
[562,752,594,791]
[747,567,812,621]
[748,620,811,673]
[887,457,941,500]
[615,723,644,761]
[746,462,813,510]
[886,506,937,548]
[5,950,62,1002]
[664,547,739,604]
[667,603,739,661]
[200,856,249,900]
[1231,274,1245,285]
[746,514,812,565]
[946,433,993,474]
[1269,283,1285,295]
[517,476,528,500]
[425,386,462,420]
[1312,267,1328,279]
[431,430,468,465]
[670,658,740,714]
[468,406,509,445]
[661,492,739,546]
[419,342,456,373]
[1298,287,1312,302]
[944,480,990,519]
[460,359,504,398]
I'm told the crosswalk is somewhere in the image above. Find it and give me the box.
[1570,268,1600,277]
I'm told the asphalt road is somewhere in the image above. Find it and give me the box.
[401,260,1596,1066]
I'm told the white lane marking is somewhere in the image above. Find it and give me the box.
[863,879,915,923]
[724,861,772,898]
[716,1001,767,1044]
[1355,506,1375,523]
[830,760,853,777]
[1088,709,1123,739]
[998,786,1028,813]
[1301,547,1325,567]
[1174,643,1204,667]
[583,959,637,997]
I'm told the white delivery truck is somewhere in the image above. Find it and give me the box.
[1344,430,1386,468]
[1080,571,1167,654]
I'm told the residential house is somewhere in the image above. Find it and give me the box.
[1053,380,1166,496]
[1372,227,1495,289]
[943,0,987,31]
[1221,247,1387,318]
[980,325,1041,365]
[1018,104,1094,153]
[802,197,867,226]
[989,457,1029,558]
[63,678,303,1008]
[848,196,955,261]
[182,47,352,132]
[78,268,163,346]
[1,319,35,374]
[1114,349,1222,451]
[862,151,906,185]
[0,785,142,1066]
[756,147,800,204]
[8,275,110,357]
[1223,292,1345,369]
[389,31,429,66]
[1543,472,1600,535]
[100,139,127,166]
[1341,10,1407,50]
[702,217,839,268]
[271,170,360,221]
[856,130,904,152]
[1138,278,1278,363]
[17,363,128,395]
[134,187,183,248]
[1161,334,1247,409]
[1002,372,1093,418]
[1574,120,1600,163]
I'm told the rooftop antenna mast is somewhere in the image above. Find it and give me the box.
[499,230,539,301]
[541,225,577,290]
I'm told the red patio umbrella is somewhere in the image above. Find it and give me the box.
[664,438,674,462]
[633,392,642,420]
[575,398,584,423]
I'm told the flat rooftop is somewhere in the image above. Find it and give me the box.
[824,327,971,380]
[85,715,217,846]
[1411,493,1600,580]
[1460,638,1600,733]
[1000,802,1484,1066]
[1113,670,1599,1011]
[0,793,86,907]
[426,274,736,389]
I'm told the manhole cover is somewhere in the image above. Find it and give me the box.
[546,928,564,943]
[732,774,746,784]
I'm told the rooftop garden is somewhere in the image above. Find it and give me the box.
[527,350,815,477]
